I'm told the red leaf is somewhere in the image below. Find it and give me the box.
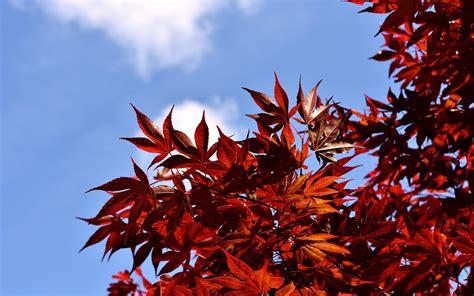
[242,87,280,114]
[128,192,149,230]
[223,250,254,282]
[132,241,153,272]
[371,50,397,61]
[80,224,112,252]
[195,111,209,159]
[132,159,148,183]
[172,130,198,156]
[207,276,246,290]
[131,104,164,142]
[195,278,211,296]
[86,177,141,193]
[274,73,289,114]
[121,137,162,153]
[275,282,295,296]
[159,252,185,275]
[148,153,169,170]
[163,106,174,140]
[307,175,339,190]
[160,155,193,169]
[94,190,134,219]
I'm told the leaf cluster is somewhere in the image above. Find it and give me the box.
[83,0,474,294]
[83,75,358,294]
[344,0,474,294]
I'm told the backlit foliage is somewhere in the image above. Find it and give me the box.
[342,0,474,294]
[82,0,473,294]
[84,74,358,294]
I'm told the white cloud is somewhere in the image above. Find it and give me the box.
[16,0,264,78]
[134,97,241,173]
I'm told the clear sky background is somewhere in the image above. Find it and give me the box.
[1,1,390,295]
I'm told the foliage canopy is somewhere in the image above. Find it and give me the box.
[82,0,474,294]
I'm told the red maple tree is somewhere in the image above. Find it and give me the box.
[82,0,474,294]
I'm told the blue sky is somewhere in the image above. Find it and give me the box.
[1,1,390,295]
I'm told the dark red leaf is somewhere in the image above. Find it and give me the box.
[274,73,289,114]
[131,104,164,142]
[195,111,209,159]
[121,137,162,153]
[86,177,141,193]
[80,224,112,252]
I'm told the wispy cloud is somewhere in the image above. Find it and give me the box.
[134,97,241,172]
[15,0,263,78]
[235,0,265,16]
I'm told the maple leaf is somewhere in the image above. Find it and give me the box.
[205,250,284,294]
[87,160,153,227]
[309,117,354,162]
[122,105,173,168]
[296,233,350,263]
[295,79,330,125]
[82,8,474,290]
[244,74,300,147]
